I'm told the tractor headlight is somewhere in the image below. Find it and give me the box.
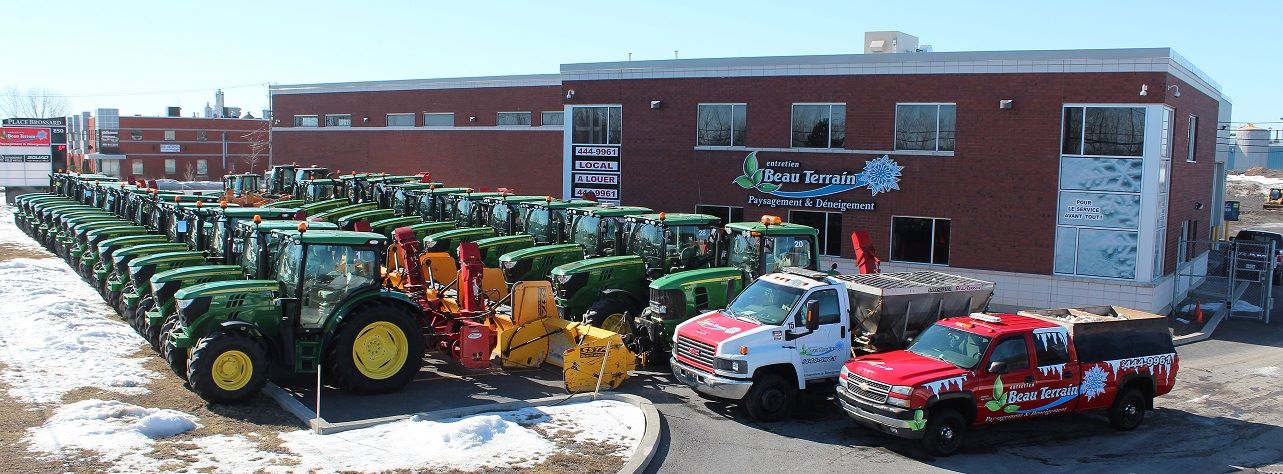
[649,302,667,314]
[499,259,517,270]
[714,357,748,374]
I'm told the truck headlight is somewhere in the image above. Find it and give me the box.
[886,385,914,408]
[890,385,913,396]
[714,357,748,374]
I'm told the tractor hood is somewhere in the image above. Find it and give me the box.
[551,255,643,276]
[844,350,970,389]
[151,264,245,286]
[173,279,280,301]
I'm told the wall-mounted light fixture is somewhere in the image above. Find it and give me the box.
[1195,202,1204,210]
[999,99,1013,109]
[650,100,663,109]
[565,89,575,99]
[468,116,477,123]
[273,119,280,125]
[1139,84,1148,96]
[1167,84,1181,97]
[362,116,370,123]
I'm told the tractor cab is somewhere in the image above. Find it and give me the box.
[416,187,470,222]
[265,164,300,196]
[445,191,502,227]
[516,199,597,245]
[724,216,821,279]
[624,213,723,279]
[567,205,655,258]
[153,195,221,237]
[299,178,341,203]
[493,205,652,286]
[207,207,300,263]
[481,195,548,236]
[222,174,262,197]
[232,219,338,279]
[369,175,419,208]
[390,182,444,217]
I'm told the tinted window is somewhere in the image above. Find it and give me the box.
[988,337,1030,371]
[1034,332,1070,366]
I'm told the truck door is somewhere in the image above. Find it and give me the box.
[975,334,1037,423]
[791,287,849,380]
[1030,327,1080,416]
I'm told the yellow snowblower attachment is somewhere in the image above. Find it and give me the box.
[493,281,636,392]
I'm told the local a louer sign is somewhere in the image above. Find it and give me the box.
[733,151,904,211]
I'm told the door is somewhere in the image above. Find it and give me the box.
[791,287,849,380]
[975,334,1037,423]
[298,244,379,328]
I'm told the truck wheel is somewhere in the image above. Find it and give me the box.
[922,408,965,456]
[328,302,424,394]
[161,317,188,379]
[743,373,796,422]
[583,296,636,334]
[1109,388,1147,430]
[187,331,268,404]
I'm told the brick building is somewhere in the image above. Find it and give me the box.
[270,43,1230,313]
[68,110,268,181]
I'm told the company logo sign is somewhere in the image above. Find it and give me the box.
[0,127,51,147]
[733,151,904,198]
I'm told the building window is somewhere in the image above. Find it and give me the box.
[164,130,176,141]
[293,115,319,127]
[696,104,747,147]
[423,113,453,126]
[1186,115,1198,162]
[325,114,351,127]
[196,159,209,176]
[788,210,842,256]
[164,159,176,174]
[197,130,208,141]
[1061,106,1145,157]
[695,205,744,225]
[890,216,950,265]
[130,130,142,141]
[386,113,415,127]
[131,161,143,176]
[791,104,845,148]
[541,111,564,126]
[894,103,955,151]
[572,106,622,144]
[497,112,532,126]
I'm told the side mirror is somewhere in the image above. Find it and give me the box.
[805,300,820,332]
[988,361,1009,374]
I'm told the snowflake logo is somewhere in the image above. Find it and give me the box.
[1079,365,1108,401]
[861,156,904,196]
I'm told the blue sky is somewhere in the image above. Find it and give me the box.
[5,0,1279,127]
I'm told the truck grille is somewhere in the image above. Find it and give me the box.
[674,335,715,370]
[845,372,891,404]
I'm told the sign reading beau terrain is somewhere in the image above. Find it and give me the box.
[733,151,904,211]
[571,145,621,204]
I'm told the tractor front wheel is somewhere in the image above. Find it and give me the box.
[161,316,188,378]
[328,302,424,394]
[582,296,637,334]
[187,331,268,404]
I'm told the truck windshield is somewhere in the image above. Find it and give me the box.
[724,280,804,325]
[907,324,992,369]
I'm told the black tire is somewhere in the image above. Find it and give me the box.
[922,408,966,456]
[327,302,424,394]
[161,316,188,379]
[1109,388,1147,430]
[187,330,268,404]
[582,296,637,334]
[743,373,796,422]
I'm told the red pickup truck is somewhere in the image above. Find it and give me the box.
[836,307,1178,456]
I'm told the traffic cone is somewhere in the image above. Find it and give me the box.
[1195,302,1204,324]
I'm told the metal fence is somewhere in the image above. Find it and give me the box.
[1174,238,1273,324]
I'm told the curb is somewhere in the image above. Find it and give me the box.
[264,388,661,474]
[1172,306,1229,346]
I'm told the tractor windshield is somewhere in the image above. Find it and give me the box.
[298,245,378,327]
[276,242,303,290]
[572,215,613,256]
[455,199,476,225]
[307,184,336,202]
[490,203,512,234]
[628,222,666,272]
[523,208,553,243]
[724,280,804,325]
[393,189,409,213]
[727,232,762,274]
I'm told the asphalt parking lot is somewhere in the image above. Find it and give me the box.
[296,297,1283,473]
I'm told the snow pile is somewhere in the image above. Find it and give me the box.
[0,258,155,402]
[1226,173,1283,199]
[280,400,644,472]
[0,205,44,253]
[27,399,199,461]
[153,179,226,191]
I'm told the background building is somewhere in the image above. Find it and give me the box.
[270,36,1230,313]
[1228,123,1283,170]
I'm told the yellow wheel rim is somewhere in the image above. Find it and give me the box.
[352,321,409,380]
[212,350,253,391]
[600,313,628,334]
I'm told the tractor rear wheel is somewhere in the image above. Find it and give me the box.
[328,302,424,394]
[582,296,637,334]
[187,331,268,404]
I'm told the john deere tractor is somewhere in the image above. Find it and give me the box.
[169,228,425,403]
[222,174,262,198]
[496,205,651,285]
[414,187,470,222]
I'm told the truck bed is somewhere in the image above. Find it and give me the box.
[1018,306,1175,362]
[831,271,994,352]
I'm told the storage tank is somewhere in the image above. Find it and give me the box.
[1234,123,1270,170]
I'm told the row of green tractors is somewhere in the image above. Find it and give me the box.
[15,167,821,404]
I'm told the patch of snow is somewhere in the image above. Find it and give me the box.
[27,399,199,462]
[1251,366,1279,377]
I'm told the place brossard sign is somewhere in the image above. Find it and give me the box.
[732,152,904,211]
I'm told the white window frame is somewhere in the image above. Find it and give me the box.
[540,111,564,127]
[789,103,845,149]
[889,215,951,265]
[130,130,143,141]
[293,115,319,127]
[569,105,623,146]
[386,113,415,127]
[497,111,533,126]
[893,103,955,152]
[163,130,176,141]
[696,103,748,148]
[423,113,454,127]
[164,159,177,174]
[1186,114,1198,163]
[325,114,352,127]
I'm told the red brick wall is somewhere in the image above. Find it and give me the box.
[272,85,563,127]
[1161,76,1220,273]
[565,71,1199,275]
[116,116,267,180]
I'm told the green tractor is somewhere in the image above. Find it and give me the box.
[506,198,596,245]
[633,215,820,362]
[105,242,192,307]
[414,187,470,222]
[297,178,340,203]
[337,208,395,231]
[496,205,652,284]
[88,233,171,290]
[73,225,150,274]
[388,182,445,217]
[309,202,377,224]
[445,191,503,227]
[169,229,424,403]
[222,173,262,198]
[369,175,422,208]
[477,195,553,236]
